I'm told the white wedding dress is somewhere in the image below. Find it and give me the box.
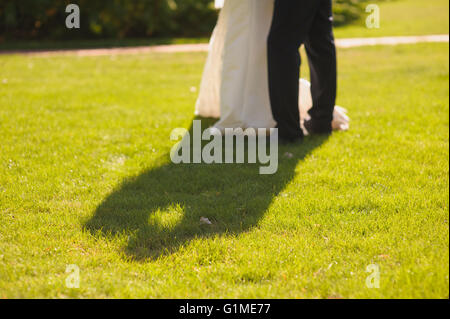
[195,0,349,133]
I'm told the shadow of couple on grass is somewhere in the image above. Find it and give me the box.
[85,118,329,261]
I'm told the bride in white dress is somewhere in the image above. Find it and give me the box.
[195,0,349,133]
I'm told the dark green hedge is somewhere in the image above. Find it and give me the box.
[0,0,374,40]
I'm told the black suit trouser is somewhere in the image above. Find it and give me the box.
[268,0,337,139]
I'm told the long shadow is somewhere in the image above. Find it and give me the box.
[85,118,329,261]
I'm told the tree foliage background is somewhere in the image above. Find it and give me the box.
[0,0,379,40]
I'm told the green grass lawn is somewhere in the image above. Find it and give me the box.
[334,0,449,38]
[0,41,448,298]
[0,37,211,52]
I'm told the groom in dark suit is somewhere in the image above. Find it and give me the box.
[268,0,337,142]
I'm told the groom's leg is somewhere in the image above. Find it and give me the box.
[267,0,318,140]
[304,0,337,132]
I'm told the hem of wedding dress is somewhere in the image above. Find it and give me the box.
[194,107,350,134]
[194,110,220,119]
[205,126,278,137]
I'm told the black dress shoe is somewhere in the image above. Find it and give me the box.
[304,119,332,135]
